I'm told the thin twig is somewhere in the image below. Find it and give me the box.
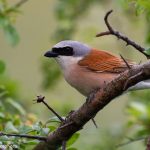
[14,0,29,8]
[34,95,64,122]
[117,136,148,148]
[0,132,46,141]
[91,118,98,128]
[62,141,66,150]
[120,54,131,69]
[96,10,150,59]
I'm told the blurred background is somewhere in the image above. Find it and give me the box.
[0,0,150,149]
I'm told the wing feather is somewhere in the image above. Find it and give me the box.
[78,49,134,73]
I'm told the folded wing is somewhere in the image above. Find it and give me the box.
[78,49,134,73]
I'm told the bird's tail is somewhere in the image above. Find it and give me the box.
[128,79,150,91]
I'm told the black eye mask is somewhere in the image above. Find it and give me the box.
[52,46,74,56]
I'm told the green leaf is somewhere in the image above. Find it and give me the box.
[144,48,150,55]
[32,122,42,132]
[0,90,8,98]
[0,60,5,74]
[47,125,56,132]
[4,121,19,133]
[40,128,50,136]
[18,125,33,134]
[6,98,26,115]
[25,140,39,145]
[136,128,150,137]
[0,16,9,27]
[127,101,147,117]
[67,133,80,147]
[4,24,19,46]
[46,116,62,124]
[0,135,10,142]
[0,112,5,118]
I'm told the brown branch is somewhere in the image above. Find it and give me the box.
[117,136,148,148]
[0,132,46,141]
[33,60,150,150]
[96,10,150,59]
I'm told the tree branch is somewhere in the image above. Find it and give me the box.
[117,136,148,148]
[33,61,150,150]
[96,10,150,59]
[0,132,46,141]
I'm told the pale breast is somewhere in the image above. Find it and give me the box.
[63,64,118,96]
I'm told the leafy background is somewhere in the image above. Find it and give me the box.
[0,0,150,149]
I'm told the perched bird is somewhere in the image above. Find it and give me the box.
[44,40,150,96]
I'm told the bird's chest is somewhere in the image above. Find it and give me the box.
[63,64,116,96]
[64,66,88,94]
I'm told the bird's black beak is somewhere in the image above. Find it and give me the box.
[44,50,58,58]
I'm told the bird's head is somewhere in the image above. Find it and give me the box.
[44,40,91,69]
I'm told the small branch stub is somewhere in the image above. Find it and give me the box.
[34,95,64,122]
[120,54,131,69]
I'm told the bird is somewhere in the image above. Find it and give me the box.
[44,40,150,97]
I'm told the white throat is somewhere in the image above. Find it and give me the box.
[55,56,82,71]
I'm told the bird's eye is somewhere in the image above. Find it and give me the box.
[64,46,74,56]
[52,46,74,56]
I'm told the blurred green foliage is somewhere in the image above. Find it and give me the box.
[121,0,150,44]
[0,0,83,149]
[119,0,150,147]
[126,90,150,138]
[1,0,150,150]
[0,0,20,46]
[53,0,102,41]
[123,0,150,15]
[0,59,79,149]
[41,59,61,89]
